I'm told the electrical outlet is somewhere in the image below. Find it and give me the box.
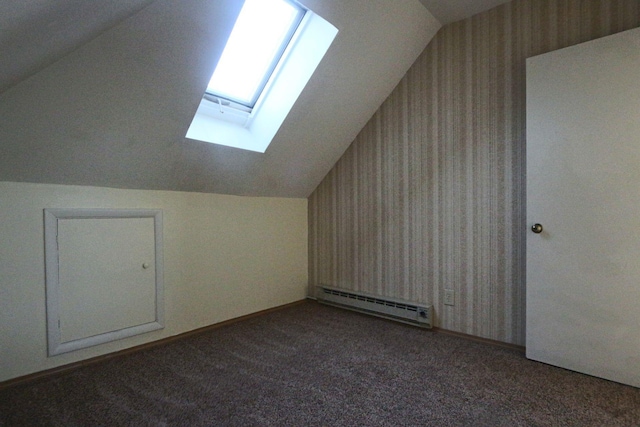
[444,289,455,306]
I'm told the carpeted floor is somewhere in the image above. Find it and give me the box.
[1,301,639,426]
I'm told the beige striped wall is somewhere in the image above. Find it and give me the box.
[308,0,640,345]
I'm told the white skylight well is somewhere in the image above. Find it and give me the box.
[186,0,338,153]
[206,0,304,108]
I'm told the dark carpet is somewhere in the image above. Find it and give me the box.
[1,302,639,426]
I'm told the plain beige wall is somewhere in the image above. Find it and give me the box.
[0,181,308,382]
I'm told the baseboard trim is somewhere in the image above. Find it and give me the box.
[433,327,525,353]
[307,299,524,353]
[0,300,307,390]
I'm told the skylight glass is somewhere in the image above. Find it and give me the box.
[206,0,304,108]
[186,3,339,152]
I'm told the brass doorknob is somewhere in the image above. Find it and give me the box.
[531,223,543,234]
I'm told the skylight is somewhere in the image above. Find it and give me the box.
[206,0,304,108]
[186,1,338,153]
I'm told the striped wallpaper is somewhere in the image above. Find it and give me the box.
[308,0,640,345]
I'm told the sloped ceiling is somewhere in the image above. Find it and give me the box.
[0,0,504,198]
[0,0,155,94]
[418,0,511,24]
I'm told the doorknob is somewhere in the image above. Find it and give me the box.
[531,223,543,234]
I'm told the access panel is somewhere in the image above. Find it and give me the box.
[44,209,164,356]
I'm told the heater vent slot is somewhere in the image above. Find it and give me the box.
[317,286,432,328]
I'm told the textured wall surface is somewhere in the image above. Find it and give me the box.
[308,0,640,345]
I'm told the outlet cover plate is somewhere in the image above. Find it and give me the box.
[444,289,455,306]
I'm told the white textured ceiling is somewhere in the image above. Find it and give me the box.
[418,0,512,24]
[0,0,508,197]
[0,0,154,93]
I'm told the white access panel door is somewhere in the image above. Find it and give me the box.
[44,209,164,356]
[58,217,156,341]
[526,28,640,388]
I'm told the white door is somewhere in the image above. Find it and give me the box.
[526,27,640,388]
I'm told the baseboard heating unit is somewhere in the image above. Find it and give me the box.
[316,286,433,328]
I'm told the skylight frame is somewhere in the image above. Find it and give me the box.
[205,0,306,109]
[186,6,339,153]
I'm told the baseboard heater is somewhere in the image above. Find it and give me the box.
[316,286,433,328]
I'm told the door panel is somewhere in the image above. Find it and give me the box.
[58,217,156,342]
[44,208,164,356]
[526,28,640,388]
